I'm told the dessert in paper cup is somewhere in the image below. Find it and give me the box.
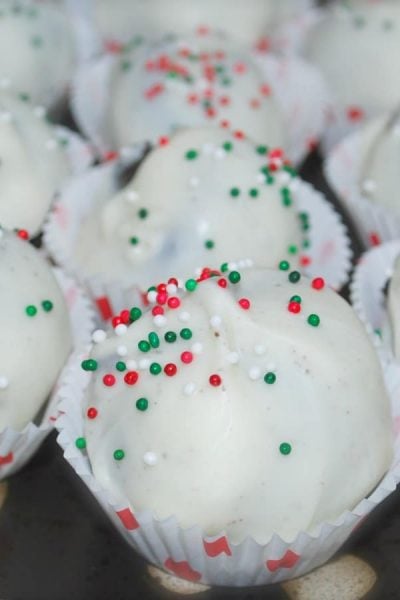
[56,264,399,587]
[71,27,329,165]
[0,228,95,479]
[43,127,352,322]
[325,110,400,249]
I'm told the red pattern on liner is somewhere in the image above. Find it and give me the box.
[164,558,202,582]
[266,550,300,572]
[96,297,113,321]
[0,452,13,466]
[203,536,232,557]
[116,508,140,530]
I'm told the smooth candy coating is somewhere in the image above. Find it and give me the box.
[93,0,311,46]
[103,31,286,150]
[85,268,392,544]
[0,0,74,107]
[0,93,70,235]
[0,229,72,430]
[73,128,304,288]
[304,2,400,124]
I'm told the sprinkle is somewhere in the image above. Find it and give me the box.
[248,366,261,380]
[210,315,222,329]
[154,315,167,327]
[264,372,276,384]
[150,362,162,375]
[228,271,241,284]
[139,359,150,370]
[164,363,178,376]
[168,296,181,309]
[179,311,191,322]
[87,407,98,419]
[209,374,222,386]
[290,295,302,304]
[0,376,9,390]
[136,398,149,411]
[308,314,320,327]
[226,352,239,364]
[103,374,116,387]
[312,277,325,291]
[147,290,157,303]
[165,331,177,343]
[180,327,193,340]
[113,449,125,461]
[116,361,126,372]
[124,371,139,385]
[181,351,193,364]
[230,187,240,197]
[192,342,203,354]
[238,298,250,310]
[143,451,158,466]
[117,345,128,357]
[185,149,198,160]
[41,300,53,312]
[75,437,86,450]
[189,176,200,188]
[130,236,139,245]
[148,331,160,348]
[185,279,197,291]
[249,188,259,198]
[254,345,266,356]
[279,260,290,271]
[205,239,215,250]
[288,301,301,314]
[25,305,37,317]
[115,324,128,336]
[166,283,177,294]
[81,359,98,372]
[126,360,138,371]
[92,329,107,344]
[279,443,292,456]
[183,382,196,396]
[138,340,151,353]
[288,271,301,284]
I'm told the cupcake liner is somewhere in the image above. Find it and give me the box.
[71,49,330,164]
[55,348,400,587]
[55,125,95,175]
[0,268,96,480]
[43,156,352,323]
[350,241,400,362]
[324,117,400,248]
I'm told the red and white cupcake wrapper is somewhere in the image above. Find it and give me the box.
[71,50,330,165]
[350,241,400,364]
[55,348,400,587]
[324,118,400,249]
[0,268,96,480]
[43,157,352,324]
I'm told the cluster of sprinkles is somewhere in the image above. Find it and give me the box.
[122,129,310,266]
[79,263,326,462]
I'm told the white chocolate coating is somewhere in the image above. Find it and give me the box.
[387,254,400,359]
[103,32,286,151]
[0,93,71,236]
[0,229,72,430]
[0,0,74,107]
[85,267,393,544]
[303,2,400,124]
[73,128,305,289]
[92,0,311,46]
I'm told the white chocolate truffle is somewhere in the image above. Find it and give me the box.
[0,0,74,107]
[93,0,311,47]
[84,267,393,545]
[303,2,400,126]
[0,228,72,430]
[102,31,286,151]
[73,127,306,289]
[0,92,71,236]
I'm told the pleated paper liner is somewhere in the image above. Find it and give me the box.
[55,347,400,587]
[0,268,95,480]
[43,154,352,324]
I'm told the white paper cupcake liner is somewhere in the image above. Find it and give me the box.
[43,155,352,323]
[0,268,96,480]
[324,118,400,248]
[350,241,400,364]
[71,48,329,165]
[55,347,400,587]
[55,124,95,175]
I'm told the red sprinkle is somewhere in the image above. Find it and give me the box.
[124,371,139,385]
[152,306,164,316]
[157,283,167,293]
[103,374,116,387]
[87,407,98,419]
[220,119,230,128]
[168,297,181,309]
[168,277,178,286]
[238,298,251,310]
[234,130,245,140]
[112,316,122,328]
[218,278,227,288]
[347,106,364,122]
[156,292,167,305]
[120,310,130,324]
[300,256,311,267]
[164,363,177,377]
[103,151,119,162]
[159,136,169,146]
[260,83,271,96]
[312,277,325,291]
[288,301,301,314]
[181,351,193,364]
[17,229,29,240]
[209,374,222,387]
[369,232,381,247]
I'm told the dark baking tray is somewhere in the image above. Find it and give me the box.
[1,151,399,600]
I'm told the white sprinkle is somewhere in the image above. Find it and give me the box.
[197,219,209,235]
[248,366,261,380]
[245,258,254,268]
[189,176,200,188]
[254,344,266,356]
[267,362,276,371]
[179,311,191,322]
[288,178,300,193]
[226,352,239,364]
[202,142,214,155]
[0,376,9,390]
[45,138,57,150]
[214,148,226,160]
[33,105,46,118]
[0,111,12,123]
[126,190,139,203]
[183,382,196,396]
[147,290,157,303]
[153,315,167,327]
[166,283,177,294]
[139,359,150,370]
[210,315,222,329]
[92,329,107,344]
[277,171,291,186]
[126,359,138,370]
[116,345,128,357]
[143,451,158,466]
[0,77,10,89]
[256,173,265,183]
[228,261,238,271]
[192,342,203,355]
[362,179,377,194]
[115,324,127,336]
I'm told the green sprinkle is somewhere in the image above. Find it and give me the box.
[249,188,259,198]
[138,340,151,353]
[41,300,53,312]
[279,260,290,271]
[164,331,177,343]
[130,307,142,322]
[290,295,302,304]
[223,141,233,152]
[130,236,139,245]
[116,361,126,372]
[136,397,149,411]
[256,145,268,155]
[264,372,276,384]
[113,449,125,461]
[281,188,292,207]
[228,271,241,284]
[288,245,298,255]
[185,279,197,292]
[230,187,240,198]
[25,305,37,317]
[288,271,301,284]
[31,35,43,48]
[19,92,30,102]
[148,331,160,348]
[221,77,231,86]
[81,359,98,372]
[220,262,229,273]
[353,15,365,28]
[149,362,162,375]
[205,239,215,250]
[180,328,192,340]
[75,437,86,450]
[307,314,320,327]
[138,208,148,219]
[147,286,156,292]
[279,442,292,456]
[185,149,198,160]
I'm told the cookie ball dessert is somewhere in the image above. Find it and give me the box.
[0,92,71,236]
[81,265,393,544]
[0,228,72,430]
